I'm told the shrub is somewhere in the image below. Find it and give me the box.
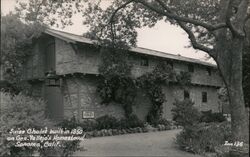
[119,114,144,129]
[149,118,171,128]
[176,122,232,154]
[0,93,53,157]
[95,114,144,130]
[200,110,226,123]
[96,115,119,130]
[0,93,82,157]
[171,99,201,127]
[80,120,98,132]
[40,117,83,157]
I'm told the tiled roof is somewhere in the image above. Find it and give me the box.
[45,28,216,68]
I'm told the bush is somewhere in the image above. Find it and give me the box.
[80,120,98,132]
[119,114,144,129]
[96,115,119,130]
[40,117,84,157]
[171,99,201,127]
[0,93,82,157]
[95,114,144,130]
[149,118,171,128]
[0,93,53,157]
[176,122,232,154]
[200,110,226,123]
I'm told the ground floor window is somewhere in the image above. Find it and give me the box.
[184,90,190,99]
[202,92,207,103]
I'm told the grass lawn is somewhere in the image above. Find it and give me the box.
[73,129,202,157]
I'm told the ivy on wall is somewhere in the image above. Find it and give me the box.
[137,62,175,124]
[97,48,191,122]
[97,48,136,117]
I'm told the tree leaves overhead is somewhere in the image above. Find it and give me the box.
[1,13,45,85]
[81,0,222,49]
[15,0,248,52]
[15,0,86,28]
[82,0,164,48]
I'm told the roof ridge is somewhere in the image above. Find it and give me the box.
[47,28,85,37]
[135,47,185,58]
[45,28,216,67]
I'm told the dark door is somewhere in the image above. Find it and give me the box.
[44,38,55,72]
[44,86,64,121]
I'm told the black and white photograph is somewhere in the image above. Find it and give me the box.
[0,0,249,156]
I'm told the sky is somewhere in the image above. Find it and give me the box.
[1,0,214,63]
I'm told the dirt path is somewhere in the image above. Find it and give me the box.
[73,129,202,157]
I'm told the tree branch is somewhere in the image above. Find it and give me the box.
[155,0,215,56]
[108,0,135,44]
[110,0,135,23]
[224,0,246,37]
[227,0,249,37]
[135,0,227,31]
[179,23,215,57]
[33,0,45,22]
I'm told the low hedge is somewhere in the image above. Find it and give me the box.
[67,115,174,138]
[79,114,168,132]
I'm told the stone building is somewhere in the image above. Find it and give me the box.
[22,28,224,121]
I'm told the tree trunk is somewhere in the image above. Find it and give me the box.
[217,37,249,143]
[228,71,249,142]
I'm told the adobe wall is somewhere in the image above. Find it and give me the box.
[61,75,221,121]
[26,74,221,122]
[23,37,223,121]
[54,38,223,87]
[62,75,155,121]
[162,84,221,120]
[62,75,125,121]
[55,39,100,75]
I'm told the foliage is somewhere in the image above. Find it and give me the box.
[200,110,226,123]
[0,93,82,157]
[176,71,192,87]
[171,99,201,127]
[79,120,98,132]
[0,92,53,157]
[95,115,120,130]
[95,114,144,130]
[145,84,165,125]
[137,61,175,88]
[98,48,132,78]
[97,56,191,123]
[52,117,81,157]
[150,118,171,127]
[118,114,144,129]
[1,13,45,93]
[176,122,232,154]
[137,62,176,124]
[96,48,136,117]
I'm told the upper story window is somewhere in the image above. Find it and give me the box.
[188,64,194,73]
[184,90,190,99]
[206,67,212,76]
[140,56,149,66]
[202,92,207,103]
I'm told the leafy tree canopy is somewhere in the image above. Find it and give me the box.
[1,13,45,91]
